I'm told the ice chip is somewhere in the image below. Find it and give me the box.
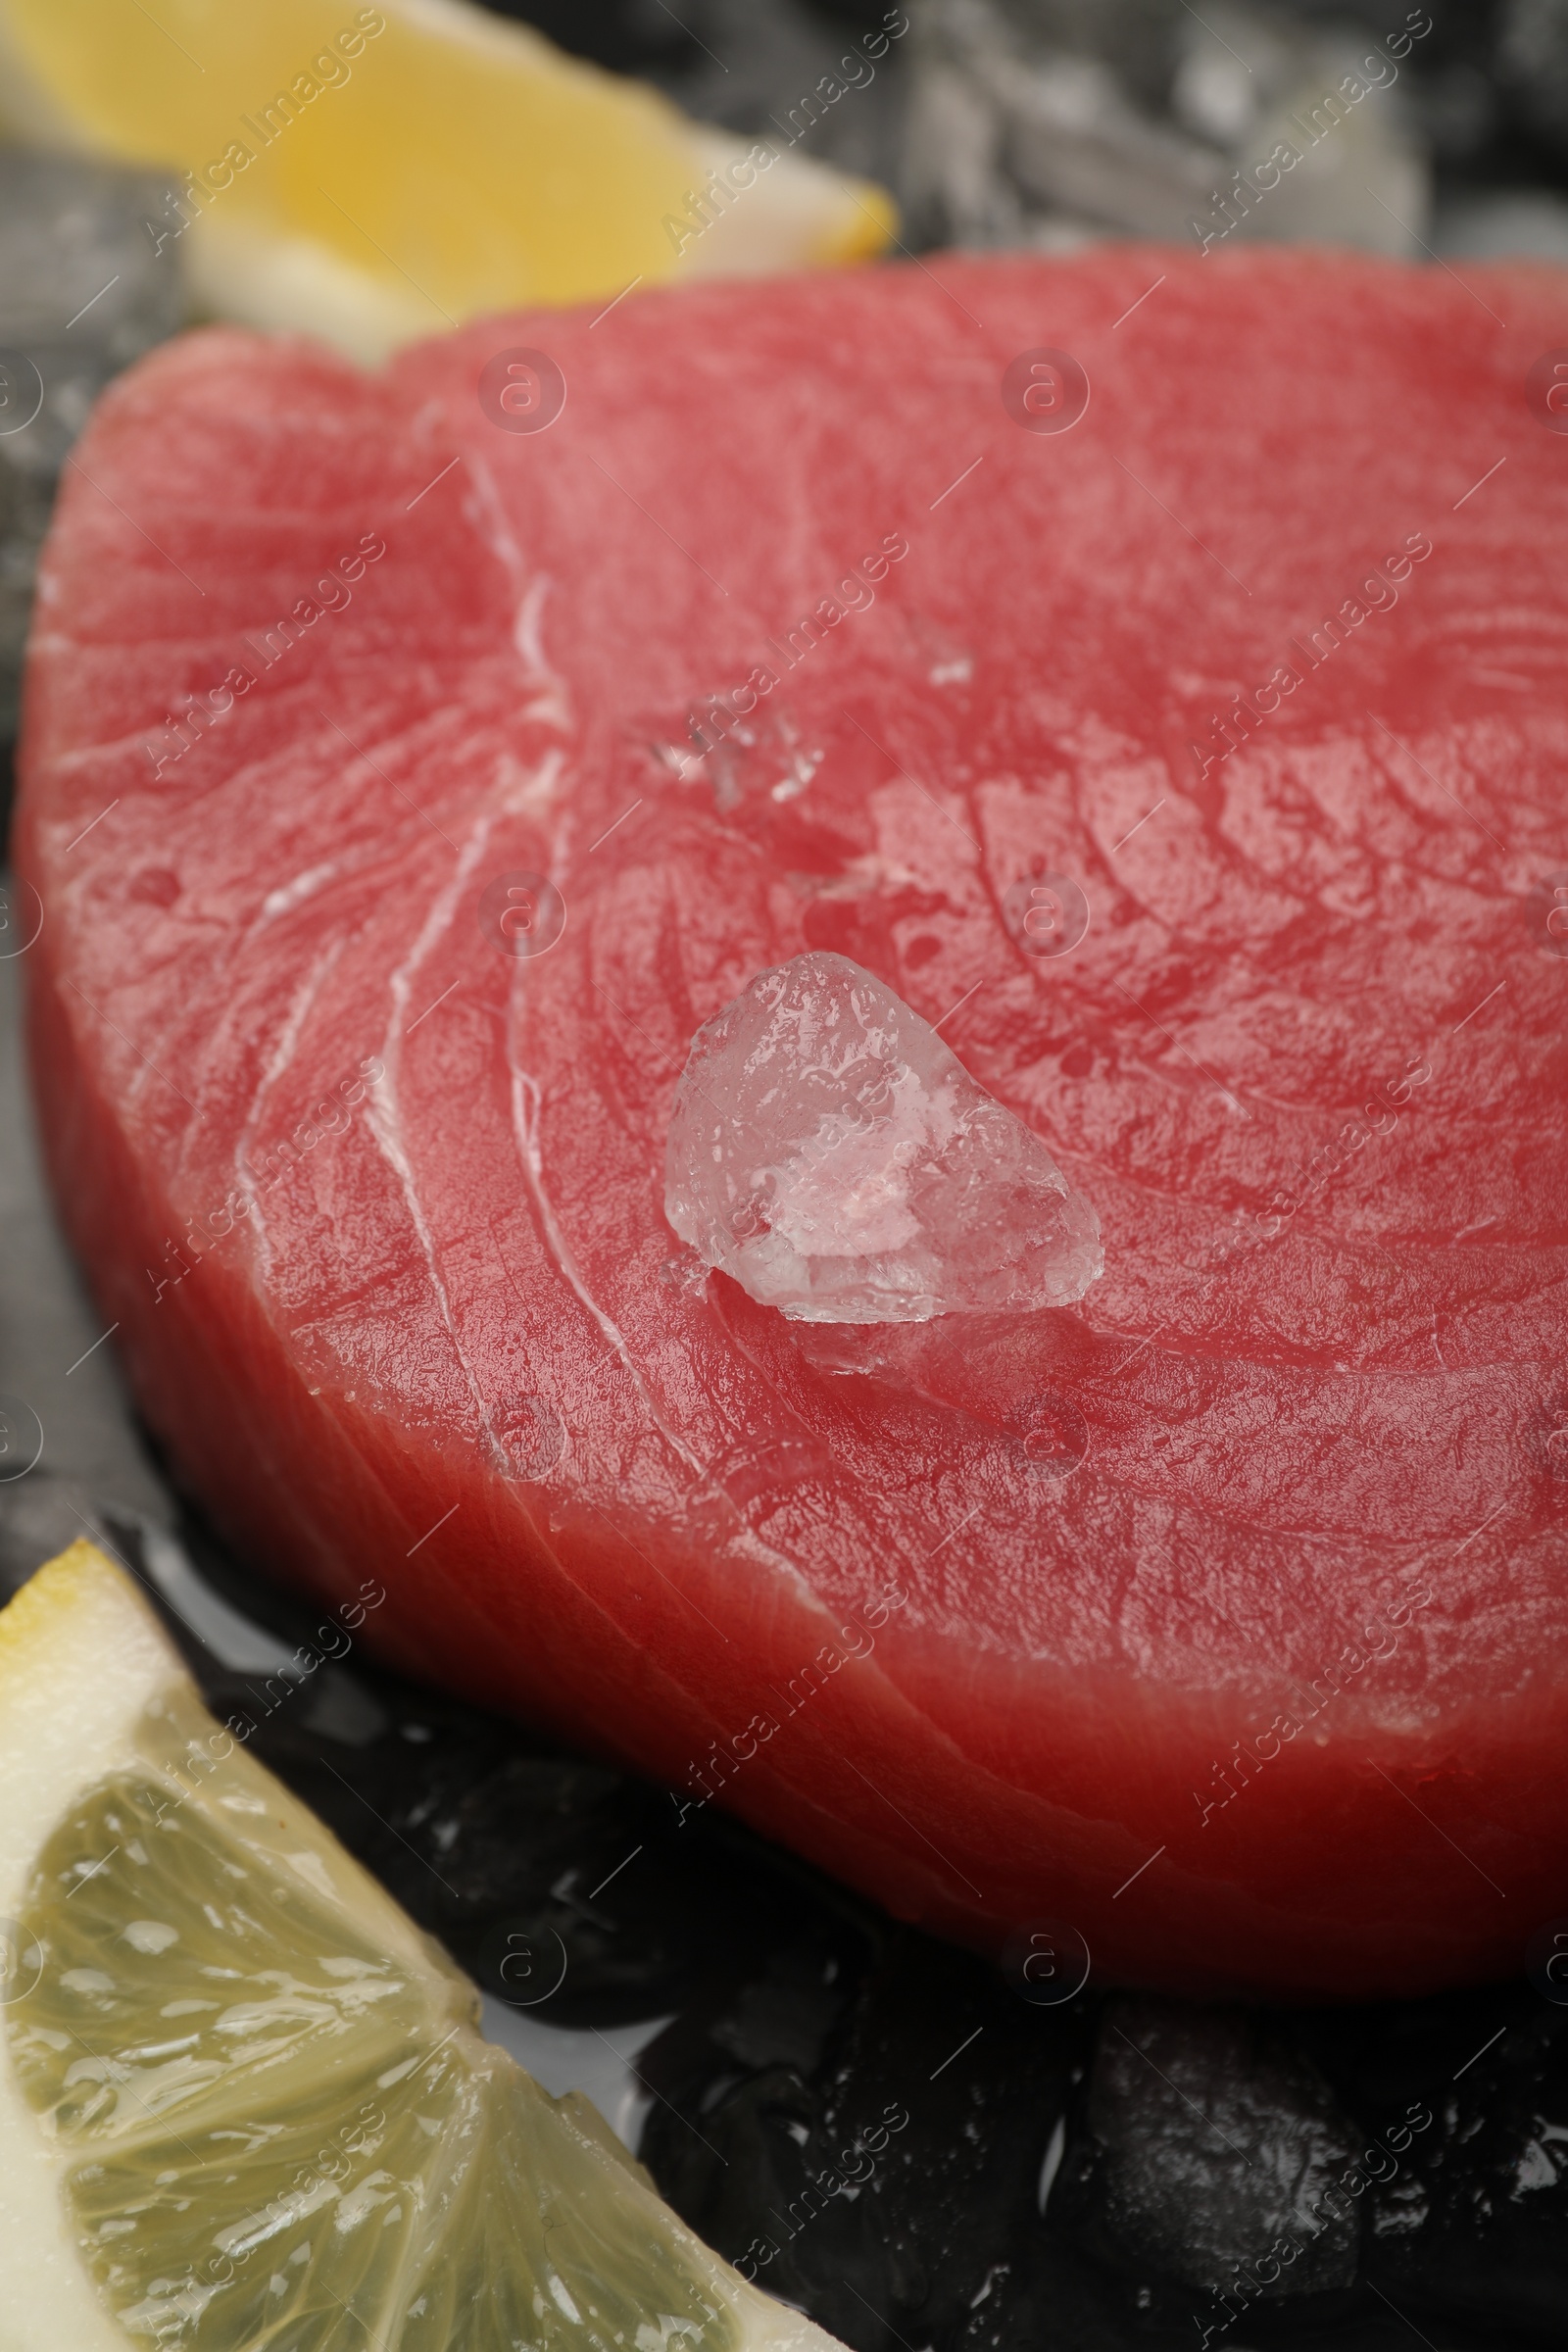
[663,951,1102,1323]
[1074,1996,1362,2299]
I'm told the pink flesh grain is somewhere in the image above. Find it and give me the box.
[16,249,1568,1999]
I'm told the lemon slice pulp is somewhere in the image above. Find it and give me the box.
[0,1542,840,2352]
[0,0,898,361]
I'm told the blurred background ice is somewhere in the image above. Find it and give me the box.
[523,0,1568,259]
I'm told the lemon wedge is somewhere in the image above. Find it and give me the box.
[0,0,898,362]
[0,1541,844,2352]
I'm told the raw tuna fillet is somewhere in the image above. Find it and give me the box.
[16,251,1568,2001]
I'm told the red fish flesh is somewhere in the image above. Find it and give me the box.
[16,250,1568,1999]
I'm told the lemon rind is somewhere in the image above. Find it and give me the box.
[0,1547,849,2352]
[0,0,896,365]
[0,1544,184,2352]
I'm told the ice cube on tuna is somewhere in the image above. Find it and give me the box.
[664,950,1102,1322]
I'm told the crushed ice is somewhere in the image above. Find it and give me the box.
[663,951,1102,1323]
